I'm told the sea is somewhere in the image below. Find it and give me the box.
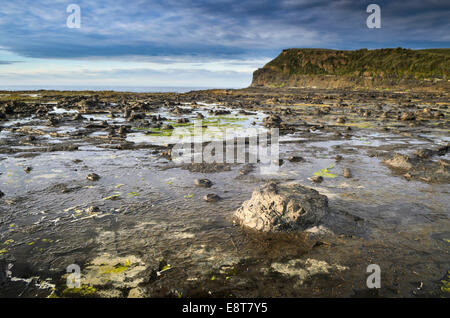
[0,86,237,93]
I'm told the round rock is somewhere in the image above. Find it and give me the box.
[203,194,221,202]
[86,173,100,181]
[195,178,212,188]
[234,182,328,232]
[310,175,323,183]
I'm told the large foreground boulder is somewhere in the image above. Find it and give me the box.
[234,182,329,232]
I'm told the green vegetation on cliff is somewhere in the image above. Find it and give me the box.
[260,48,449,79]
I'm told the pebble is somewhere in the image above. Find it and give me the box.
[86,173,100,181]
[203,194,221,202]
[310,175,323,183]
[195,179,213,188]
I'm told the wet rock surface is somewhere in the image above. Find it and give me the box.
[0,88,449,298]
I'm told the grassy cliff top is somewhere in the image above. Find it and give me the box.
[263,48,450,79]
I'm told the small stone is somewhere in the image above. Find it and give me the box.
[177,118,189,124]
[273,159,284,166]
[239,164,254,175]
[86,206,100,214]
[25,136,36,142]
[203,194,221,202]
[403,172,412,180]
[118,126,128,135]
[400,112,415,121]
[310,175,323,183]
[72,113,84,121]
[343,168,352,178]
[195,178,212,188]
[335,155,343,161]
[288,156,304,163]
[336,117,346,124]
[86,173,100,181]
[162,124,174,130]
[24,166,32,173]
[0,190,4,198]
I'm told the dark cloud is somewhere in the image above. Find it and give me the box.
[0,0,448,60]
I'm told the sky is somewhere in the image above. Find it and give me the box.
[0,0,449,88]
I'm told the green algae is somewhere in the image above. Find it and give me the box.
[103,193,121,200]
[441,271,450,293]
[3,239,14,245]
[147,128,174,137]
[62,285,97,297]
[207,116,247,122]
[337,122,375,129]
[100,265,129,274]
[313,164,337,178]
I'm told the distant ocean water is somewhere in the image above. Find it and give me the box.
[0,86,235,93]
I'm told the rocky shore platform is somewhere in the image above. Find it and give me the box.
[0,87,448,297]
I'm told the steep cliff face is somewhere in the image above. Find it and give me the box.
[251,48,450,91]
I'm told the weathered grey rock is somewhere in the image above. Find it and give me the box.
[234,182,329,232]
[384,153,413,171]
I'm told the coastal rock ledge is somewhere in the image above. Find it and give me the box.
[234,182,329,232]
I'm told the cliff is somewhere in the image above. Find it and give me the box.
[251,48,450,91]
